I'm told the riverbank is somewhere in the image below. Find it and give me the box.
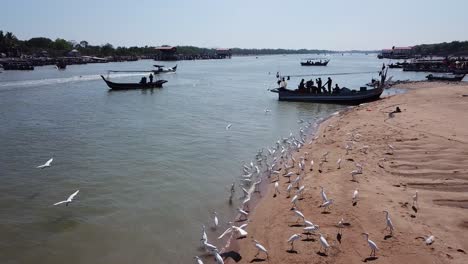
[230,81,468,263]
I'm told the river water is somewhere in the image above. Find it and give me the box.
[0,54,427,264]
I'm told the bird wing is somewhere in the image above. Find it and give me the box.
[36,164,46,168]
[320,236,330,247]
[68,190,79,201]
[45,158,53,166]
[218,227,233,239]
[233,226,248,236]
[53,200,67,206]
[238,223,249,229]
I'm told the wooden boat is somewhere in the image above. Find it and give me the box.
[152,65,177,73]
[56,61,67,70]
[270,86,383,105]
[426,74,465,82]
[100,75,167,90]
[300,59,329,66]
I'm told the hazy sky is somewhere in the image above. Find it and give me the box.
[2,0,467,50]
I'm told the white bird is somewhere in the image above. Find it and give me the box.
[337,158,342,169]
[226,123,232,130]
[214,251,224,264]
[237,208,249,220]
[218,225,248,239]
[322,151,329,162]
[383,210,394,235]
[320,186,328,203]
[241,187,249,198]
[242,196,251,211]
[309,160,314,171]
[304,224,320,238]
[319,199,334,212]
[194,256,204,264]
[201,225,208,244]
[296,185,305,199]
[304,219,316,227]
[387,144,394,154]
[203,241,218,254]
[319,233,330,254]
[352,189,359,205]
[213,212,219,229]
[273,182,280,197]
[293,209,305,223]
[286,183,293,198]
[253,240,268,259]
[37,157,53,169]
[291,195,299,208]
[412,191,418,208]
[351,170,361,182]
[362,233,379,257]
[264,108,271,113]
[287,234,302,250]
[417,235,435,245]
[53,190,79,206]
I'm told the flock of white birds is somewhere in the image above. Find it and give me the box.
[194,118,427,264]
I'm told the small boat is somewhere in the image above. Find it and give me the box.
[100,75,167,90]
[426,74,465,82]
[300,59,329,66]
[56,61,67,70]
[152,65,177,74]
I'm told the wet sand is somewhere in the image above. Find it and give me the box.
[229,81,468,263]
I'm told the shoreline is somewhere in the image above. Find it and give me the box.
[226,81,468,263]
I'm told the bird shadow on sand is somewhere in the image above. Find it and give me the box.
[286,249,298,254]
[289,223,304,227]
[221,251,242,262]
[384,235,393,240]
[26,192,41,200]
[353,202,358,206]
[316,251,328,257]
[236,219,248,223]
[321,211,331,214]
[302,237,316,242]
[363,256,378,262]
[273,194,277,198]
[250,258,267,262]
[236,236,247,240]
[412,206,418,213]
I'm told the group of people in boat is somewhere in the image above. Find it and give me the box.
[139,73,155,84]
[277,76,343,94]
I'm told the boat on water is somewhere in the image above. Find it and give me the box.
[153,65,177,74]
[426,73,465,82]
[101,75,167,90]
[300,59,329,66]
[56,61,67,70]
[270,66,387,105]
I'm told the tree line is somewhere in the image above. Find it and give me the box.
[412,41,468,56]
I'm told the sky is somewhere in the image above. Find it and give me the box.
[1,0,468,50]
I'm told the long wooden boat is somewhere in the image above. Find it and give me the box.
[100,75,167,90]
[270,86,384,105]
[300,59,329,66]
[426,74,465,82]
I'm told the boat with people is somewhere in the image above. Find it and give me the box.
[101,70,168,90]
[270,66,388,105]
[426,73,465,82]
[300,58,329,66]
[152,65,177,74]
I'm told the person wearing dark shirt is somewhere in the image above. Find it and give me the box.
[298,79,305,90]
[149,73,154,83]
[326,77,332,93]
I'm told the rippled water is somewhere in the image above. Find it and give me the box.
[0,54,428,264]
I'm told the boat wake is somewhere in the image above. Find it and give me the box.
[0,73,146,90]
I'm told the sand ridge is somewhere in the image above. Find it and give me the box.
[226,81,468,264]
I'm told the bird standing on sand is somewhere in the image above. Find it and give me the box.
[362,233,379,257]
[237,208,249,221]
[322,151,329,162]
[53,190,79,206]
[283,171,294,183]
[320,186,328,203]
[351,170,361,182]
[203,240,218,254]
[296,185,305,199]
[293,209,305,223]
[253,240,268,259]
[309,160,314,171]
[319,199,334,212]
[318,161,323,173]
[286,183,293,198]
[337,158,342,169]
[416,235,435,245]
[37,157,53,169]
[273,182,280,197]
[352,189,359,206]
[201,225,208,246]
[291,195,299,209]
[387,144,394,155]
[383,210,394,235]
[214,250,224,264]
[287,234,302,251]
[319,233,330,254]
[412,191,418,208]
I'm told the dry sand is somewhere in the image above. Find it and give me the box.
[227,81,468,264]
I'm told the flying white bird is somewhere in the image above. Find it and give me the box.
[337,158,342,169]
[53,190,79,206]
[253,240,268,259]
[320,186,328,203]
[287,234,302,250]
[383,210,394,235]
[319,233,330,254]
[218,225,248,239]
[37,157,53,169]
[226,123,232,130]
[362,233,379,257]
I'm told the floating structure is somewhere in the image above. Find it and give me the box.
[378,47,413,59]
[101,71,168,90]
[300,58,329,66]
[152,65,177,74]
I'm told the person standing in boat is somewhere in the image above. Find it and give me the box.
[306,79,314,93]
[149,73,154,83]
[298,79,305,92]
[324,77,332,93]
[279,77,287,89]
[316,78,323,93]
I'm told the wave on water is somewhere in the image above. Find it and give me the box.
[0,73,147,89]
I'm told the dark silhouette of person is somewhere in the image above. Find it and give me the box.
[333,84,340,94]
[316,78,323,93]
[149,73,154,83]
[326,77,332,93]
[298,79,305,90]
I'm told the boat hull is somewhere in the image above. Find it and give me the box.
[300,61,329,66]
[426,74,465,82]
[101,75,167,90]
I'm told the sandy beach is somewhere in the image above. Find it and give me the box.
[229,81,468,264]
